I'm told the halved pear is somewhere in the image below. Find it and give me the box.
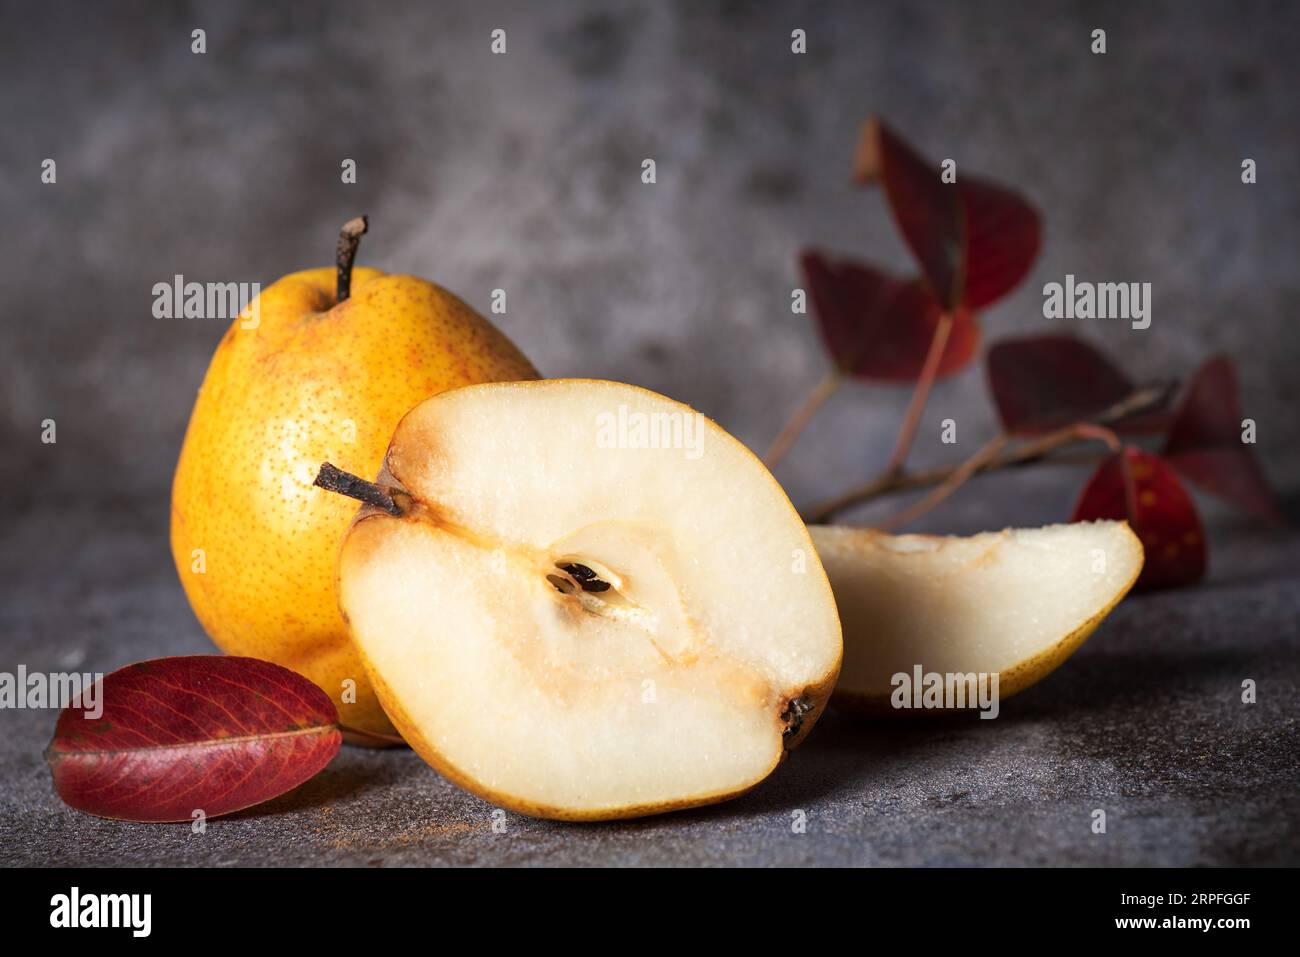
[809,522,1143,712]
[334,380,842,820]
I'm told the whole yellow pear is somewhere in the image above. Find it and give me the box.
[170,218,538,740]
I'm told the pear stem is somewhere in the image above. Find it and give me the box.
[314,462,402,516]
[335,215,369,303]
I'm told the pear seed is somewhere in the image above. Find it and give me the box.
[559,562,612,593]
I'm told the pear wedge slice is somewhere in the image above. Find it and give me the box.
[809,521,1143,713]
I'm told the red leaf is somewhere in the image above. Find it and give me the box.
[987,334,1135,434]
[854,117,964,309]
[960,176,1042,310]
[1072,447,1206,590]
[46,656,341,822]
[1162,356,1282,520]
[802,250,978,382]
[854,117,1040,311]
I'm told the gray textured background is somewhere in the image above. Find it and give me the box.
[1,0,1298,866]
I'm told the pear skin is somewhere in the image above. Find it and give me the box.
[171,259,537,739]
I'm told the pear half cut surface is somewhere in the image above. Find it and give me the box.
[810,521,1143,711]
[337,380,842,820]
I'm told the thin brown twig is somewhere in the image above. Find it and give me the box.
[884,312,953,474]
[801,381,1176,524]
[764,370,842,469]
[879,432,1009,530]
[1073,422,1123,452]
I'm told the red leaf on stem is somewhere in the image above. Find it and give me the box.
[853,117,1040,311]
[854,117,965,309]
[1072,447,1206,589]
[802,250,978,382]
[987,334,1135,434]
[46,656,341,822]
[1162,356,1283,520]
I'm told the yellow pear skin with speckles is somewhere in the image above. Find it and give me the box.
[171,228,538,740]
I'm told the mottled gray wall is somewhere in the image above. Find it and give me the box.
[3,0,1298,532]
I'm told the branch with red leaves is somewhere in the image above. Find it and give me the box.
[773,117,1283,590]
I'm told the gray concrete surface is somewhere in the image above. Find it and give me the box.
[2,1,1299,865]
[1,503,1297,866]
